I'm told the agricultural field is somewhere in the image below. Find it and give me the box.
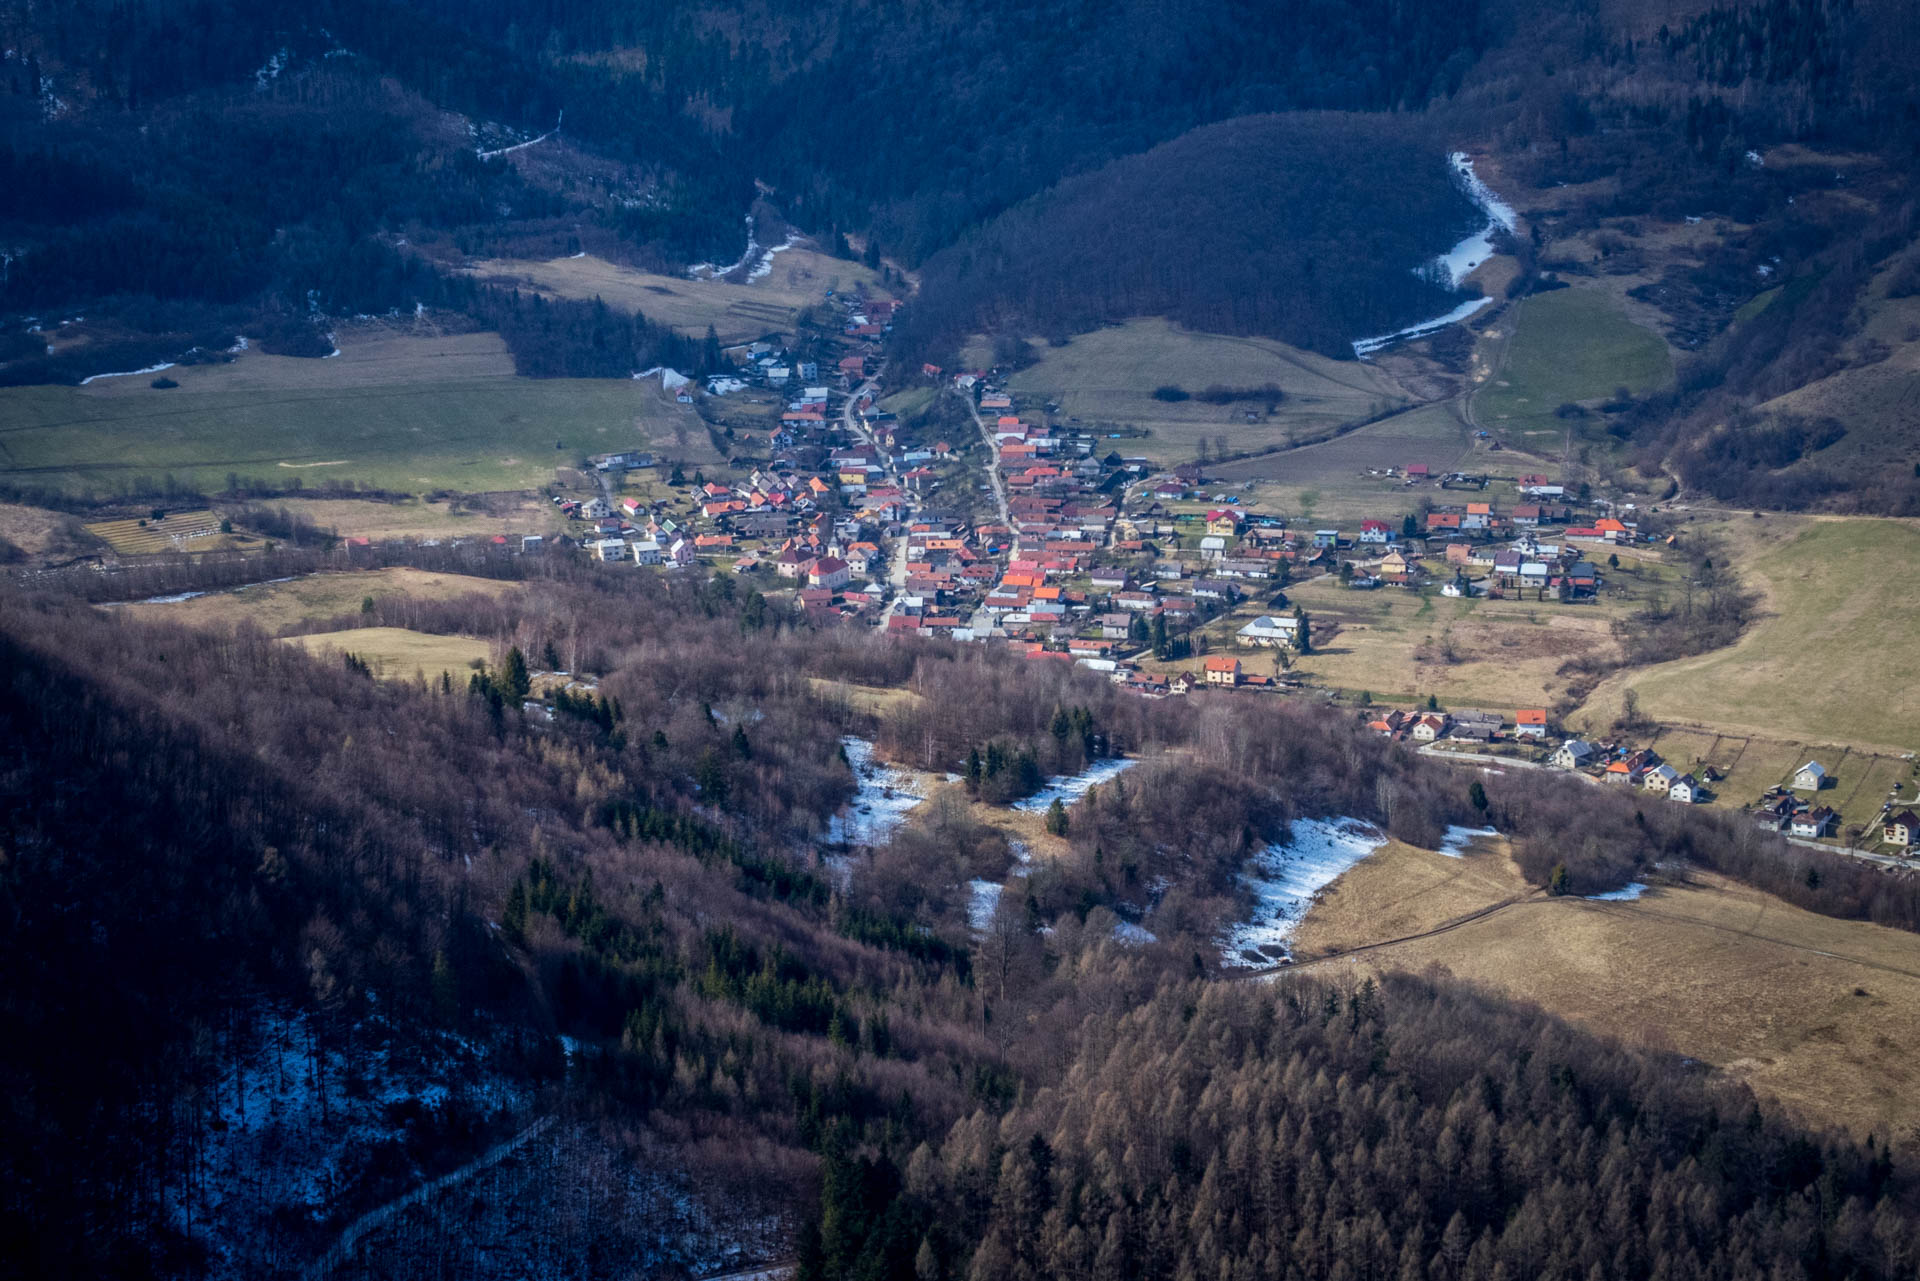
[0,328,711,498]
[460,246,892,344]
[1577,516,1920,753]
[997,319,1414,464]
[1472,286,1673,448]
[1292,839,1920,1134]
[84,509,243,555]
[114,568,521,633]
[279,626,495,682]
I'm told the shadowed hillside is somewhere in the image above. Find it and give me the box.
[892,114,1487,362]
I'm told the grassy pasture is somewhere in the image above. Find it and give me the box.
[1474,287,1672,447]
[1294,841,1920,1134]
[1578,517,1920,753]
[0,329,709,498]
[460,247,892,343]
[1205,400,1487,522]
[115,568,520,633]
[265,494,565,542]
[279,626,494,682]
[997,319,1413,464]
[1284,580,1624,710]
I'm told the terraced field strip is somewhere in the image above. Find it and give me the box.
[86,509,224,554]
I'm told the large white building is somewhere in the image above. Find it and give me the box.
[1235,615,1301,648]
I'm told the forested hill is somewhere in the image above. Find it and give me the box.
[384,0,1488,265]
[890,114,1484,362]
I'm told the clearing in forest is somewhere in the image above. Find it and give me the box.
[279,626,494,682]
[1473,286,1672,448]
[460,248,893,343]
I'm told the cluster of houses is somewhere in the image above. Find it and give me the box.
[707,295,901,399]
[1363,706,1551,745]
[1549,740,1706,802]
[1743,762,1847,836]
[1329,504,1632,601]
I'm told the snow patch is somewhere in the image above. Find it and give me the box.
[475,112,563,161]
[127,590,209,605]
[255,48,289,90]
[747,232,801,282]
[824,736,927,846]
[1438,824,1499,859]
[1112,920,1157,946]
[1352,296,1494,357]
[967,879,1004,933]
[79,361,176,385]
[688,215,760,280]
[1352,152,1514,357]
[1220,817,1387,967]
[1588,882,1648,901]
[1011,756,1139,812]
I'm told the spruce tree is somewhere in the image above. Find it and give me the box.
[500,646,531,703]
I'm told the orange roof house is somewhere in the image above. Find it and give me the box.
[1204,655,1242,686]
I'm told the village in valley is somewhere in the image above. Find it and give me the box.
[496,285,1917,866]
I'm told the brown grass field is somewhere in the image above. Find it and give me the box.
[996,319,1414,465]
[114,568,520,633]
[1203,401,1516,524]
[0,501,91,560]
[459,247,894,343]
[1279,578,1625,710]
[279,626,495,681]
[804,677,927,719]
[1289,839,1920,1134]
[1576,515,1920,753]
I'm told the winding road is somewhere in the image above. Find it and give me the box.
[954,387,1017,556]
[839,376,920,629]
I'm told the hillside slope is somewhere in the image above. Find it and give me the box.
[892,114,1486,362]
